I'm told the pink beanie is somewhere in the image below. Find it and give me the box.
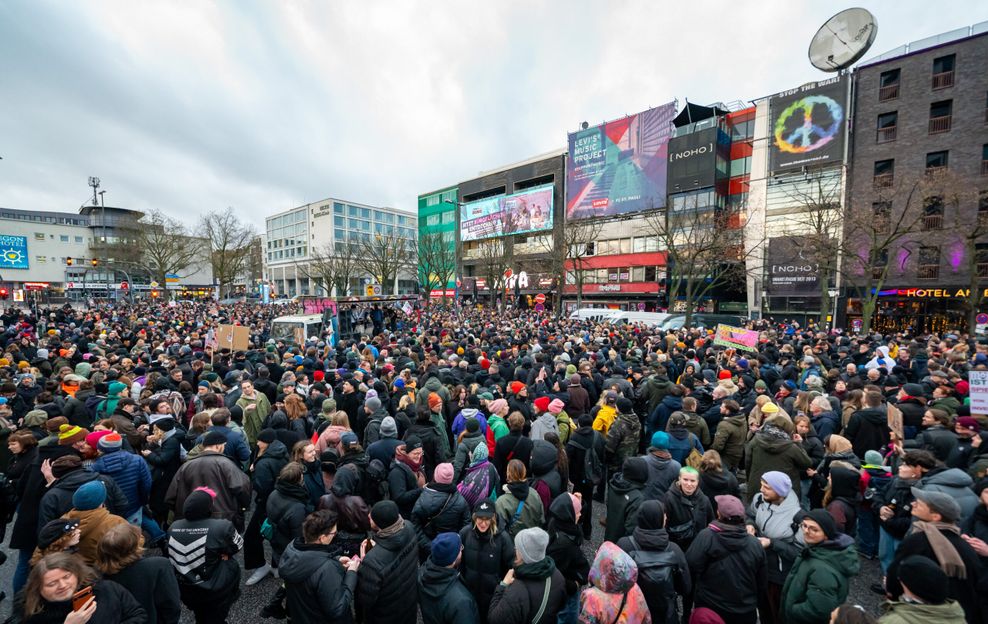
[568,493,582,517]
[85,430,112,451]
[548,399,565,415]
[434,463,454,485]
[488,399,508,415]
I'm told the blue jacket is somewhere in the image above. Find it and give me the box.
[666,428,704,466]
[90,449,152,515]
[648,395,683,437]
[198,425,251,466]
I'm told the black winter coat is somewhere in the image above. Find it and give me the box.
[699,468,739,515]
[564,426,604,488]
[617,527,691,624]
[546,495,590,596]
[278,538,358,624]
[38,469,129,529]
[411,483,471,558]
[845,408,890,459]
[459,525,515,622]
[9,444,75,550]
[686,521,767,616]
[144,432,183,515]
[251,440,289,510]
[356,522,419,624]
[493,432,533,484]
[487,560,567,624]
[104,556,182,624]
[388,460,422,518]
[266,481,311,558]
[662,483,714,551]
[17,579,145,624]
[418,560,480,624]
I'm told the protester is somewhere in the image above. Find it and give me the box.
[96,523,182,624]
[487,527,567,624]
[460,500,515,623]
[418,532,480,624]
[578,541,652,624]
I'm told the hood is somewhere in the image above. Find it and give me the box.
[752,432,796,454]
[107,381,127,397]
[609,473,643,495]
[661,395,682,409]
[418,560,460,599]
[506,481,530,501]
[548,492,576,524]
[923,467,974,489]
[631,527,670,551]
[668,427,690,441]
[458,408,479,420]
[829,466,861,500]
[424,377,443,392]
[530,439,558,477]
[707,521,753,553]
[807,533,861,577]
[278,539,337,583]
[880,600,966,623]
[54,469,99,491]
[331,464,361,497]
[857,408,887,425]
[588,541,638,593]
[260,440,289,462]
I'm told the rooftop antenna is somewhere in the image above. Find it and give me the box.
[808,7,878,72]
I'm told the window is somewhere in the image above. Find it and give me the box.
[75,236,83,243]
[871,249,889,280]
[932,54,955,89]
[441,211,455,224]
[982,144,988,176]
[59,235,69,242]
[873,201,891,232]
[644,266,658,282]
[426,215,440,227]
[918,246,940,279]
[34,232,44,240]
[348,205,358,217]
[879,68,900,101]
[334,215,345,228]
[373,211,383,222]
[618,238,631,254]
[979,190,988,215]
[334,203,344,214]
[929,100,952,134]
[923,195,944,230]
[926,151,949,172]
[335,230,345,240]
[877,111,898,142]
[873,159,894,187]
[632,267,645,282]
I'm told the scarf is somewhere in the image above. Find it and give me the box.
[397,451,423,473]
[514,555,556,581]
[911,520,966,579]
[375,516,405,539]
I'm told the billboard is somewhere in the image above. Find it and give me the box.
[770,77,847,172]
[0,235,29,270]
[667,127,721,193]
[766,236,820,295]
[460,184,554,242]
[566,102,676,220]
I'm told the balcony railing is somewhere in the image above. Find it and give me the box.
[878,84,900,101]
[923,214,943,230]
[873,173,894,189]
[929,115,952,134]
[932,70,954,89]
[918,265,940,279]
[978,262,988,278]
[982,160,988,175]
[876,126,897,143]
[926,166,948,178]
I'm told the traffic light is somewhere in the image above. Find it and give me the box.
[150,289,159,298]
[0,289,9,300]
[66,258,73,266]
[91,259,98,267]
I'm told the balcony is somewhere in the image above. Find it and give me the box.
[926,166,948,179]
[978,262,988,279]
[932,70,954,90]
[876,126,897,143]
[918,265,940,279]
[873,173,894,189]
[878,84,900,102]
[928,115,952,134]
[923,214,943,230]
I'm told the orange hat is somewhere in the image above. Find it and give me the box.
[510,381,525,395]
[428,392,442,410]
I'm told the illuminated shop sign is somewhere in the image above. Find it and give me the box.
[877,287,988,298]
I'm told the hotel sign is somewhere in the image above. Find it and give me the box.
[878,287,988,298]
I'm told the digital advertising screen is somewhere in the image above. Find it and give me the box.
[0,235,30,269]
[460,184,554,242]
[566,102,676,220]
[769,77,847,172]
[667,126,721,193]
[766,235,821,295]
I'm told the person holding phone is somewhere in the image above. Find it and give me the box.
[18,552,145,624]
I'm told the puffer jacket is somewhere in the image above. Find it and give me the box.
[278,538,357,624]
[780,534,860,624]
[578,541,652,624]
[745,490,804,584]
[487,556,567,624]
[419,559,480,623]
[686,521,767,616]
[356,521,419,624]
[744,429,812,503]
[459,523,514,621]
[89,448,152,515]
[494,481,544,538]
[411,482,471,558]
[918,467,979,523]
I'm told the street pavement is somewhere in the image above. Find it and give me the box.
[0,500,885,624]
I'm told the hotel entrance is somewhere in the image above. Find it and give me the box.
[846,288,976,334]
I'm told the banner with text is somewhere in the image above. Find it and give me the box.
[713,323,759,352]
[0,235,29,270]
[460,184,554,242]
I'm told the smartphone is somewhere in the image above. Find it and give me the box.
[72,586,94,612]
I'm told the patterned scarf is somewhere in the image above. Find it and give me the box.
[910,520,966,579]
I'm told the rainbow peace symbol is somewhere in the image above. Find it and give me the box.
[774,95,843,154]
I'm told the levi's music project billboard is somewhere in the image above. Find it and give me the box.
[769,77,848,172]
[460,184,554,242]
[566,102,676,220]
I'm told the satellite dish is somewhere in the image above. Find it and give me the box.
[808,7,878,72]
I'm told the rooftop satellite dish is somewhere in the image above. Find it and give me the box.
[808,7,878,72]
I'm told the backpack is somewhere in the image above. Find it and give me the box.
[530,477,551,511]
[625,536,679,622]
[567,437,603,486]
[84,394,107,425]
[363,459,390,506]
[457,463,493,508]
[685,447,703,470]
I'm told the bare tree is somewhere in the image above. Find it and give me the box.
[198,207,257,298]
[475,238,514,308]
[417,232,457,303]
[538,217,604,310]
[132,209,204,300]
[297,242,360,297]
[356,233,416,295]
[644,202,762,327]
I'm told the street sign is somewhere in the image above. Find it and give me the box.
[534,293,546,304]
[365,283,382,296]
[150,281,159,288]
[119,281,129,290]
[977,313,988,325]
[534,303,544,312]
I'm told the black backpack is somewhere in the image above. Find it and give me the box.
[625,537,680,623]
[567,437,602,486]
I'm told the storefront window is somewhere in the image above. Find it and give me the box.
[632,267,645,282]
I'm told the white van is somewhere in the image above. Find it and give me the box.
[270,314,331,345]
[569,307,617,322]
[604,311,671,327]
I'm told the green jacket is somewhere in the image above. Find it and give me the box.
[712,413,747,470]
[488,414,509,441]
[494,482,544,538]
[929,396,960,416]
[744,430,812,503]
[780,534,860,624]
[555,410,575,445]
[605,411,641,468]
[237,392,271,447]
[878,599,966,624]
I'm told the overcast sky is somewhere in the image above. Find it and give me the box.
[0,1,983,229]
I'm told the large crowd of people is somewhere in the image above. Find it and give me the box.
[0,298,986,624]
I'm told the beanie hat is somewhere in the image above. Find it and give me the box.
[380,416,397,438]
[754,380,768,391]
[72,480,107,511]
[714,495,746,522]
[761,471,792,498]
[616,397,633,414]
[605,391,617,404]
[514,527,549,564]
[97,432,123,452]
[569,374,582,386]
[465,417,480,433]
[488,399,508,415]
[479,357,490,370]
[649,431,670,450]
[803,509,839,539]
[864,450,885,466]
[393,378,406,390]
[955,380,969,396]
[533,396,550,413]
[51,455,83,478]
[623,457,649,484]
[365,397,382,412]
[202,431,227,447]
[183,487,215,521]
[313,370,325,382]
[434,462,454,484]
[761,402,779,414]
[58,424,89,446]
[429,532,461,567]
[718,370,732,380]
[370,500,400,530]
[956,416,980,433]
[321,398,337,414]
[638,500,666,530]
[478,392,494,401]
[428,392,442,410]
[258,429,278,444]
[46,416,69,433]
[782,380,797,391]
[38,518,80,550]
[897,555,949,604]
[510,381,525,395]
[198,381,210,389]
[567,492,582,518]
[902,383,925,398]
[85,430,112,451]
[340,431,359,450]
[548,399,565,415]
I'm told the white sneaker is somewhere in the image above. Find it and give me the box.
[246,563,272,586]
[272,567,279,579]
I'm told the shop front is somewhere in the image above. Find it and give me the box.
[462,272,559,311]
[845,286,984,334]
[562,282,662,314]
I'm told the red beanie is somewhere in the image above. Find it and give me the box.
[479,357,490,370]
[533,396,550,413]
[510,381,525,395]
[718,370,732,380]
[313,370,325,382]
[955,380,969,396]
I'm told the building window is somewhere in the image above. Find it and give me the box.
[871,249,888,280]
[632,267,645,282]
[334,215,345,227]
[932,54,955,89]
[876,111,898,143]
[918,246,940,279]
[441,211,455,224]
[873,159,894,188]
[75,236,83,243]
[873,202,891,232]
[929,100,952,134]
[879,68,900,101]
[923,195,944,230]
[982,144,988,176]
[644,266,658,282]
[426,215,440,227]
[926,151,949,173]
[34,232,44,240]
[59,235,69,242]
